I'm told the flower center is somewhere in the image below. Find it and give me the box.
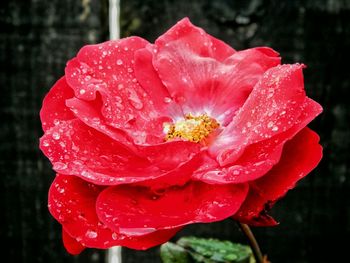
[164,114,220,143]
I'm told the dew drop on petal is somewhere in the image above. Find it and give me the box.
[52,132,60,140]
[116,59,123,65]
[112,232,118,240]
[53,162,68,171]
[233,170,240,175]
[163,97,172,103]
[85,230,98,239]
[267,121,274,128]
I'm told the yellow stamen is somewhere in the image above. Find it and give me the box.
[164,114,220,143]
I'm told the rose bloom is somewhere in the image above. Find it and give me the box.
[40,18,322,254]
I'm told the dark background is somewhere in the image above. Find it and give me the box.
[1,0,349,262]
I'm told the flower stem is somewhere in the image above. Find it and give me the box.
[238,223,264,263]
[106,246,122,263]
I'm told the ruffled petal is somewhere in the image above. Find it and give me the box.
[134,46,183,118]
[65,37,170,145]
[155,18,236,62]
[65,96,136,150]
[153,18,280,122]
[233,128,323,225]
[40,77,75,132]
[49,175,180,250]
[62,228,85,255]
[96,182,248,236]
[211,64,313,166]
[40,119,200,186]
[194,97,322,184]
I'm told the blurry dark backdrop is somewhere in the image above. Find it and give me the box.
[1,0,349,262]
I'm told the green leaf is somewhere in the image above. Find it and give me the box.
[160,236,255,263]
[178,236,254,263]
[160,242,191,263]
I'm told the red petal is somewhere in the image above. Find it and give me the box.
[40,119,200,186]
[65,96,136,150]
[134,46,183,117]
[234,128,322,225]
[195,97,322,184]
[96,182,248,236]
[153,19,279,122]
[155,18,236,61]
[40,77,75,132]
[49,175,180,249]
[212,64,315,166]
[40,119,152,185]
[65,37,170,145]
[62,228,85,255]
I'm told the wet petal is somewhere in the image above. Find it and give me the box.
[49,175,180,250]
[153,18,279,122]
[40,119,155,185]
[40,119,200,186]
[96,182,248,235]
[134,46,183,118]
[65,96,136,150]
[155,18,236,62]
[40,77,75,132]
[233,128,322,225]
[212,64,313,166]
[65,37,169,145]
[195,97,322,183]
[62,228,85,255]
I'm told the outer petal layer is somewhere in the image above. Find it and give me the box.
[211,64,316,166]
[49,174,181,251]
[62,228,85,255]
[40,77,75,132]
[96,182,248,236]
[40,119,201,186]
[65,37,170,145]
[194,97,322,184]
[234,128,322,225]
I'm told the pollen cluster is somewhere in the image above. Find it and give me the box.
[164,114,220,143]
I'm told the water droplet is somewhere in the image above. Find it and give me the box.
[267,121,274,128]
[272,126,279,132]
[52,132,60,140]
[233,170,240,175]
[127,89,143,109]
[163,97,172,103]
[79,89,86,95]
[112,232,118,240]
[53,162,67,171]
[85,230,98,239]
[116,59,123,65]
[42,140,49,147]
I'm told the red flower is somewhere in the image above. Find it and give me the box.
[40,18,322,254]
